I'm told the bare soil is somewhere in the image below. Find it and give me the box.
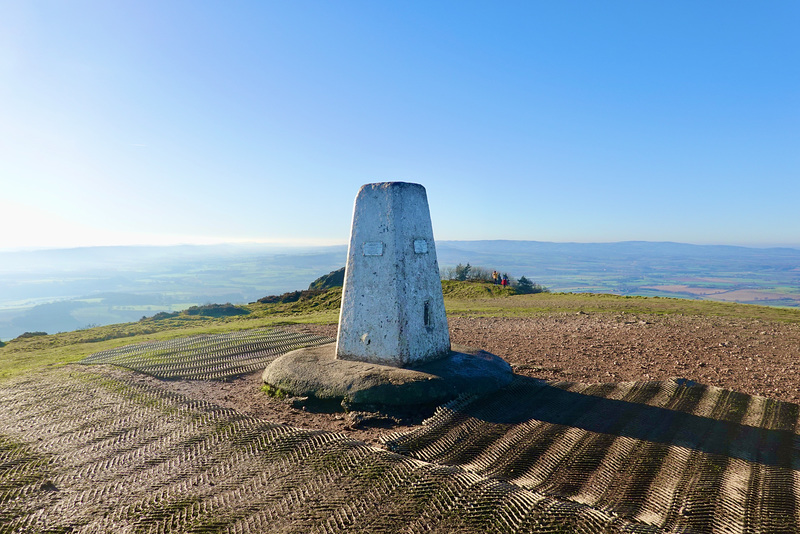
[151,312,800,443]
[5,312,800,532]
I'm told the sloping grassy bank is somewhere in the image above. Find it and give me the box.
[0,290,342,380]
[2,282,799,380]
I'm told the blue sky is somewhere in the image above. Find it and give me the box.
[1,1,798,250]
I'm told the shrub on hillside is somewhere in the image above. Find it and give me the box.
[183,303,250,318]
[145,311,179,321]
[515,276,549,294]
[15,331,48,339]
[469,266,495,281]
[454,263,471,281]
[442,265,549,293]
[441,263,495,282]
[308,267,345,290]
[257,290,325,305]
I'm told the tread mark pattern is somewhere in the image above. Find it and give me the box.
[80,328,334,380]
[0,368,655,533]
[383,376,800,533]
[0,354,798,531]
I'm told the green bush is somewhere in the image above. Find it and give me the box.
[515,276,549,294]
[183,303,250,318]
[15,331,48,339]
[146,311,179,321]
[258,290,326,304]
[442,263,494,282]
[308,267,345,290]
[455,263,471,281]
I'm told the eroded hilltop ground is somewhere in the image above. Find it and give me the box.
[2,283,800,532]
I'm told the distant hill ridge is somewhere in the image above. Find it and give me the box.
[2,240,799,340]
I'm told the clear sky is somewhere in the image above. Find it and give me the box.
[1,1,798,251]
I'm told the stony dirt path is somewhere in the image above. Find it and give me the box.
[289,313,800,403]
[1,312,799,532]
[384,376,800,533]
[0,366,651,533]
[446,313,800,403]
[130,313,800,448]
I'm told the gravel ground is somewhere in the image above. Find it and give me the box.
[152,312,800,444]
[4,313,799,532]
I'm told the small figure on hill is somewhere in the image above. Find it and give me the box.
[501,274,509,287]
[492,270,499,284]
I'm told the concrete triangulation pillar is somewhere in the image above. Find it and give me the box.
[263,181,511,410]
[335,182,451,367]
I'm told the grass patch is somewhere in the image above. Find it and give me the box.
[249,288,342,317]
[443,291,800,323]
[0,296,340,382]
[441,280,518,299]
[261,383,288,399]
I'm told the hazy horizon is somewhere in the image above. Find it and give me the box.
[2,238,800,256]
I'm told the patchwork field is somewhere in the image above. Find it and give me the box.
[642,284,800,307]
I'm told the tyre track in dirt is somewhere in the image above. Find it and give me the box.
[383,376,800,532]
[0,366,653,533]
[2,312,800,532]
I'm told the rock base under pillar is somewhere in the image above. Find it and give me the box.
[262,343,513,410]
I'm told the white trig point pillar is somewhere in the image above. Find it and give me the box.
[263,181,511,406]
[336,182,451,367]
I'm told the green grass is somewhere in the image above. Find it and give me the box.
[440,279,519,299]
[261,383,288,399]
[0,309,337,381]
[2,281,799,382]
[443,289,800,323]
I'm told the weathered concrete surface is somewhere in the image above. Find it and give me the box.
[336,182,450,366]
[262,344,513,407]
